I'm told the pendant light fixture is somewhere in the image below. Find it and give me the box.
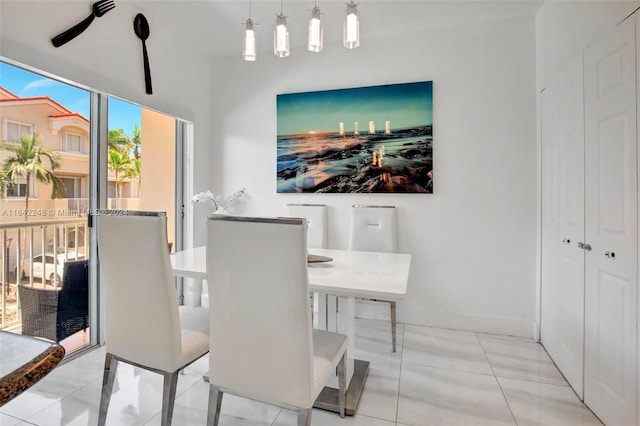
[343,1,360,49]
[242,0,257,61]
[307,1,323,53]
[274,0,290,58]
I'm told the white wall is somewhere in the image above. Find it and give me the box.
[0,1,540,337]
[209,17,538,337]
[536,0,639,91]
[0,0,213,207]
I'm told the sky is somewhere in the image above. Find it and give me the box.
[277,81,433,136]
[0,62,141,138]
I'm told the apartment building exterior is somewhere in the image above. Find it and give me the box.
[0,86,139,223]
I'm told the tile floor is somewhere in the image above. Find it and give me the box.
[0,319,602,425]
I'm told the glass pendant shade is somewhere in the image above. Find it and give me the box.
[274,13,290,58]
[343,1,360,49]
[307,6,323,52]
[242,18,257,61]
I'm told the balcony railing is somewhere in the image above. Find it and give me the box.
[52,198,140,214]
[1,197,140,330]
[108,198,140,210]
[0,218,89,329]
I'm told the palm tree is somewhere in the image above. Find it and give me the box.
[0,170,10,195]
[1,134,64,281]
[107,150,132,200]
[0,133,65,217]
[108,129,133,155]
[128,158,142,196]
[132,125,142,159]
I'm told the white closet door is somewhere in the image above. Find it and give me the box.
[584,16,638,426]
[540,58,585,398]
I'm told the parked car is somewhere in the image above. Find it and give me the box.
[28,251,85,283]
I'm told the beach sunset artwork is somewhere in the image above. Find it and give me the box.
[276,81,433,193]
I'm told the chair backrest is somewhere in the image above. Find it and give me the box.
[349,205,398,253]
[58,259,88,307]
[57,259,89,341]
[206,215,315,408]
[97,211,183,372]
[287,203,327,248]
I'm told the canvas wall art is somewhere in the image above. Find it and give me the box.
[276,81,433,193]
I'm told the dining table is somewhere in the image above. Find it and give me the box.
[0,330,65,407]
[170,246,411,415]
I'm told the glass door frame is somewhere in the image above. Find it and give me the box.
[0,57,189,350]
[94,96,189,343]
[91,92,107,347]
[0,56,99,353]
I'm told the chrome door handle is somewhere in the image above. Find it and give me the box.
[578,242,592,251]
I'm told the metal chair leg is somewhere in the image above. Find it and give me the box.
[98,353,118,426]
[337,352,346,418]
[390,301,397,352]
[161,371,179,426]
[297,408,312,426]
[207,385,223,426]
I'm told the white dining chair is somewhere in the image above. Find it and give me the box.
[287,203,328,249]
[287,203,328,327]
[349,205,399,352]
[206,215,347,426]
[96,211,209,426]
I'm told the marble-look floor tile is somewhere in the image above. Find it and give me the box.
[25,361,203,426]
[146,379,282,426]
[402,325,493,375]
[144,379,207,425]
[354,362,400,422]
[352,319,402,423]
[354,319,402,375]
[0,386,63,421]
[498,377,602,426]
[397,362,515,426]
[1,319,610,426]
[22,379,104,426]
[272,408,395,425]
[0,346,107,420]
[355,318,404,358]
[479,338,568,386]
[0,413,23,426]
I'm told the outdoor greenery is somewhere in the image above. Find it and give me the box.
[107,150,132,199]
[0,133,65,281]
[0,127,142,202]
[107,126,141,198]
[0,133,65,214]
[0,169,10,194]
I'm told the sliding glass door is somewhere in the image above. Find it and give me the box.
[0,58,188,355]
[106,97,178,251]
[0,60,93,352]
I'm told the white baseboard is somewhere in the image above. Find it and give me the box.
[351,301,536,340]
[532,321,541,342]
[399,308,535,339]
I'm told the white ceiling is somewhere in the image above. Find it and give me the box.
[130,0,544,59]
